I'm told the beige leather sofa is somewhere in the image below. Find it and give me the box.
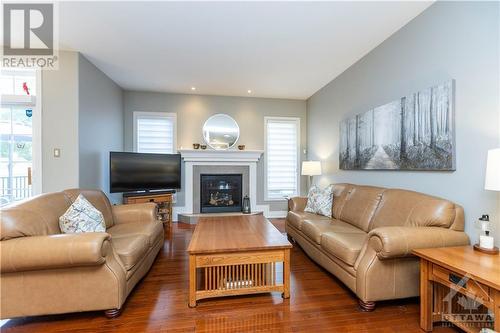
[286,183,469,311]
[0,189,164,319]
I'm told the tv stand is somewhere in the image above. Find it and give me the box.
[123,191,174,224]
[123,189,176,198]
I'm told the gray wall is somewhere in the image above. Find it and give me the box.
[306,1,500,243]
[42,51,80,192]
[41,51,124,201]
[78,54,124,203]
[123,91,307,211]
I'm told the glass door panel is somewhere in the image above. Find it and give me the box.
[1,105,34,206]
[1,69,37,206]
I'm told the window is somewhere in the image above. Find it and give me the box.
[133,112,176,153]
[1,69,41,206]
[1,68,37,97]
[265,117,300,200]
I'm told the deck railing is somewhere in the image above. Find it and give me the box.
[0,176,32,206]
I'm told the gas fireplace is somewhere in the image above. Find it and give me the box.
[200,174,243,213]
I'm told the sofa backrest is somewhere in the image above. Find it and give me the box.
[0,192,71,241]
[331,183,352,219]
[370,189,464,231]
[1,189,116,241]
[335,184,385,232]
[63,189,115,228]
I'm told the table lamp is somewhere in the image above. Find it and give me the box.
[475,148,500,254]
[485,148,500,191]
[301,161,322,189]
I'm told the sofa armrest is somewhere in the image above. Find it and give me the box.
[112,203,158,225]
[368,226,470,259]
[0,232,111,273]
[288,196,308,212]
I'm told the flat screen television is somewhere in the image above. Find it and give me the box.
[110,152,181,193]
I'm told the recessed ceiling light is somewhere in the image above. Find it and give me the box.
[247,89,252,94]
[191,87,196,91]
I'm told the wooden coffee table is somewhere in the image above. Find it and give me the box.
[187,215,292,307]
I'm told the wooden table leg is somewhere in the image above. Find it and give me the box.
[189,254,197,307]
[420,258,433,332]
[282,248,290,299]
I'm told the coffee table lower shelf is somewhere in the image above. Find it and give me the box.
[189,249,290,307]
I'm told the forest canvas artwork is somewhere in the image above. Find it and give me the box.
[339,80,455,170]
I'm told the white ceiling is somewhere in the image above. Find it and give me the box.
[59,1,432,100]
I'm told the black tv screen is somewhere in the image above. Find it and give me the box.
[110,152,181,193]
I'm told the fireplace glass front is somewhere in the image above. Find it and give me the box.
[200,174,243,213]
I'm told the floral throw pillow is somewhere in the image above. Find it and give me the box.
[304,185,334,217]
[59,194,106,233]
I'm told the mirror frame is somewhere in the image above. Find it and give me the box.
[202,114,240,150]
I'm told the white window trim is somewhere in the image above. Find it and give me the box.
[133,111,177,153]
[0,95,36,105]
[33,69,42,194]
[264,116,301,202]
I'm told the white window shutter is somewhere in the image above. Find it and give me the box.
[135,113,175,154]
[266,118,299,200]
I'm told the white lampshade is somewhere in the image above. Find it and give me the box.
[485,148,500,191]
[301,161,322,176]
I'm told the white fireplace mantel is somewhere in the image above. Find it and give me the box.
[173,149,268,221]
[177,149,264,162]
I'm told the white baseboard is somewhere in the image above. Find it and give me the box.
[265,210,288,219]
[172,206,188,222]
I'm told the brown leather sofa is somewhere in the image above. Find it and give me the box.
[0,189,164,319]
[286,183,469,311]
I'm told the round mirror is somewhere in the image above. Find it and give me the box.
[202,114,240,150]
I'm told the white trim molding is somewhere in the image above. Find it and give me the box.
[266,210,288,219]
[133,111,177,153]
[264,116,301,202]
[178,149,263,162]
[33,70,42,195]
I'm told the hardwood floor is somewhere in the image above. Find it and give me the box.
[2,220,457,333]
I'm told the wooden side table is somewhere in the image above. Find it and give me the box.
[413,246,500,332]
[123,191,174,224]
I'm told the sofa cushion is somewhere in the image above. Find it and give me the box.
[302,219,365,244]
[63,189,115,228]
[1,192,71,241]
[338,185,385,232]
[112,235,149,270]
[304,185,334,217]
[321,232,367,266]
[107,221,163,247]
[59,194,106,234]
[286,211,330,231]
[331,183,353,219]
[370,189,458,230]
